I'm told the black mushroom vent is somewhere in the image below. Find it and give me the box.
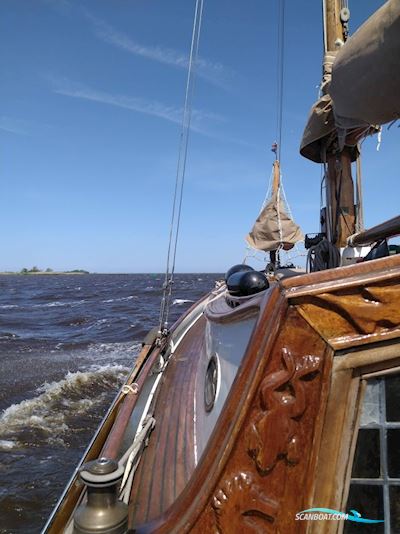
[225,264,269,297]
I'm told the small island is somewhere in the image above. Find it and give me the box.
[0,266,90,275]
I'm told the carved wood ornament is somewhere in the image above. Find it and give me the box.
[246,348,321,475]
[205,314,326,534]
[295,281,400,348]
[212,472,278,533]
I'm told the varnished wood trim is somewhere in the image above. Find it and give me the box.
[285,265,400,299]
[308,339,400,534]
[308,364,361,534]
[282,254,400,293]
[303,344,335,515]
[335,340,400,371]
[360,363,400,379]
[296,308,400,351]
[102,345,160,459]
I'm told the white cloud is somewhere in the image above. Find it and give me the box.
[49,78,257,147]
[82,10,232,89]
[49,77,224,136]
[0,117,30,135]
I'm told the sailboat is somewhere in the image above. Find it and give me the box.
[43,0,400,532]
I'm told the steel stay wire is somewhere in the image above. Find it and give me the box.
[158,0,204,336]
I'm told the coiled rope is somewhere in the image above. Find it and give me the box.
[159,0,204,337]
[306,238,341,272]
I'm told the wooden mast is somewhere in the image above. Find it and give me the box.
[272,159,280,194]
[269,159,281,268]
[322,0,356,247]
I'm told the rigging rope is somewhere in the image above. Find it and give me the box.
[275,0,285,163]
[307,237,341,272]
[158,0,204,336]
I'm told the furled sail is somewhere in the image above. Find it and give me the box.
[246,162,304,252]
[330,0,400,127]
[246,191,304,252]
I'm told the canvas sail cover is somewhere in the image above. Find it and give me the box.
[300,94,336,163]
[246,191,304,252]
[330,0,400,127]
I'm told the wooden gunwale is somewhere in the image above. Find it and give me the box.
[101,345,162,459]
[282,254,400,294]
[131,285,286,533]
[284,263,400,299]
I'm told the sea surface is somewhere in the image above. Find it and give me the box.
[0,273,219,534]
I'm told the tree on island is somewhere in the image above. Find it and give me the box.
[17,266,89,274]
[20,266,42,274]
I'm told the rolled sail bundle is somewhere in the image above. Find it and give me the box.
[330,0,400,127]
[246,190,304,252]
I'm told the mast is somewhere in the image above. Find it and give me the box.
[270,160,281,267]
[322,0,358,247]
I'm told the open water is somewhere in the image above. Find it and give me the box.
[0,273,219,533]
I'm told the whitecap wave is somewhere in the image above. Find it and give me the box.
[172,299,194,306]
[0,364,129,442]
[32,300,86,308]
[0,439,18,450]
[102,296,136,303]
[0,332,19,340]
[86,318,109,330]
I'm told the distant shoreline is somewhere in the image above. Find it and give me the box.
[0,271,89,276]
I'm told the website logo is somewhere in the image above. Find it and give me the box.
[295,508,384,524]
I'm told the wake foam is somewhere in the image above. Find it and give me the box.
[0,364,129,444]
[0,439,18,450]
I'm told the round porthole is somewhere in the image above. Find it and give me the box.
[204,355,219,412]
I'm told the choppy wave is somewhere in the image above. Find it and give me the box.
[102,296,137,303]
[0,439,18,450]
[57,316,89,327]
[0,364,129,445]
[0,332,19,340]
[173,298,195,306]
[85,341,141,359]
[32,300,86,308]
[0,273,219,533]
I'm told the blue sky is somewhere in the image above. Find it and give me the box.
[1,0,396,273]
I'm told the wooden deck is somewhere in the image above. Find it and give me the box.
[129,316,206,526]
